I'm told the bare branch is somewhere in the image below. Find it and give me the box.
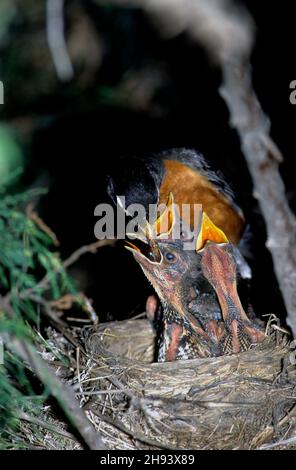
[46,0,74,82]
[95,0,254,60]
[219,60,296,337]
[62,239,116,271]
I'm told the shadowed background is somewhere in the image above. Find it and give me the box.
[0,0,295,323]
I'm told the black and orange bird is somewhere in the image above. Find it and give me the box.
[107,148,265,360]
[107,148,245,246]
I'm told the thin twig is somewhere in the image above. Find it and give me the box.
[18,411,78,443]
[63,239,116,270]
[77,389,135,396]
[260,434,296,450]
[90,408,176,450]
[8,239,115,302]
[252,403,296,448]
[26,203,60,246]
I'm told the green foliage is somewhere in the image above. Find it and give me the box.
[0,362,29,449]
[0,188,76,303]
[0,351,49,450]
[0,126,24,187]
[0,178,77,449]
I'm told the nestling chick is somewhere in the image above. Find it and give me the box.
[126,238,222,361]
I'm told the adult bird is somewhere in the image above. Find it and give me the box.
[107,148,245,245]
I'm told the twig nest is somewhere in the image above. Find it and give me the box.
[81,319,296,449]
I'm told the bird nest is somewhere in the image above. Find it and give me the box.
[45,316,296,450]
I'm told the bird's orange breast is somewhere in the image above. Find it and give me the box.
[158,159,245,244]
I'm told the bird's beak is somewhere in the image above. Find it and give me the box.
[126,192,176,243]
[125,240,149,262]
[125,224,162,264]
[125,240,142,254]
[153,192,175,239]
[195,212,228,252]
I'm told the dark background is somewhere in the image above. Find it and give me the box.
[1,0,295,323]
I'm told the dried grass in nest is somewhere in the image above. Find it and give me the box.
[62,317,296,450]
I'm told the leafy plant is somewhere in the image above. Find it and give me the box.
[0,182,78,449]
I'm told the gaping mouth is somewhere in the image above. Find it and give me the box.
[195,212,228,251]
[124,192,229,262]
[125,238,162,264]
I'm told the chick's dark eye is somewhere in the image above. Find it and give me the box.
[165,252,176,262]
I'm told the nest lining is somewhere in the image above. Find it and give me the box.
[43,317,296,450]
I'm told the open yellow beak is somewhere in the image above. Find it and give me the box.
[196,212,228,252]
[153,192,175,238]
[125,191,228,254]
